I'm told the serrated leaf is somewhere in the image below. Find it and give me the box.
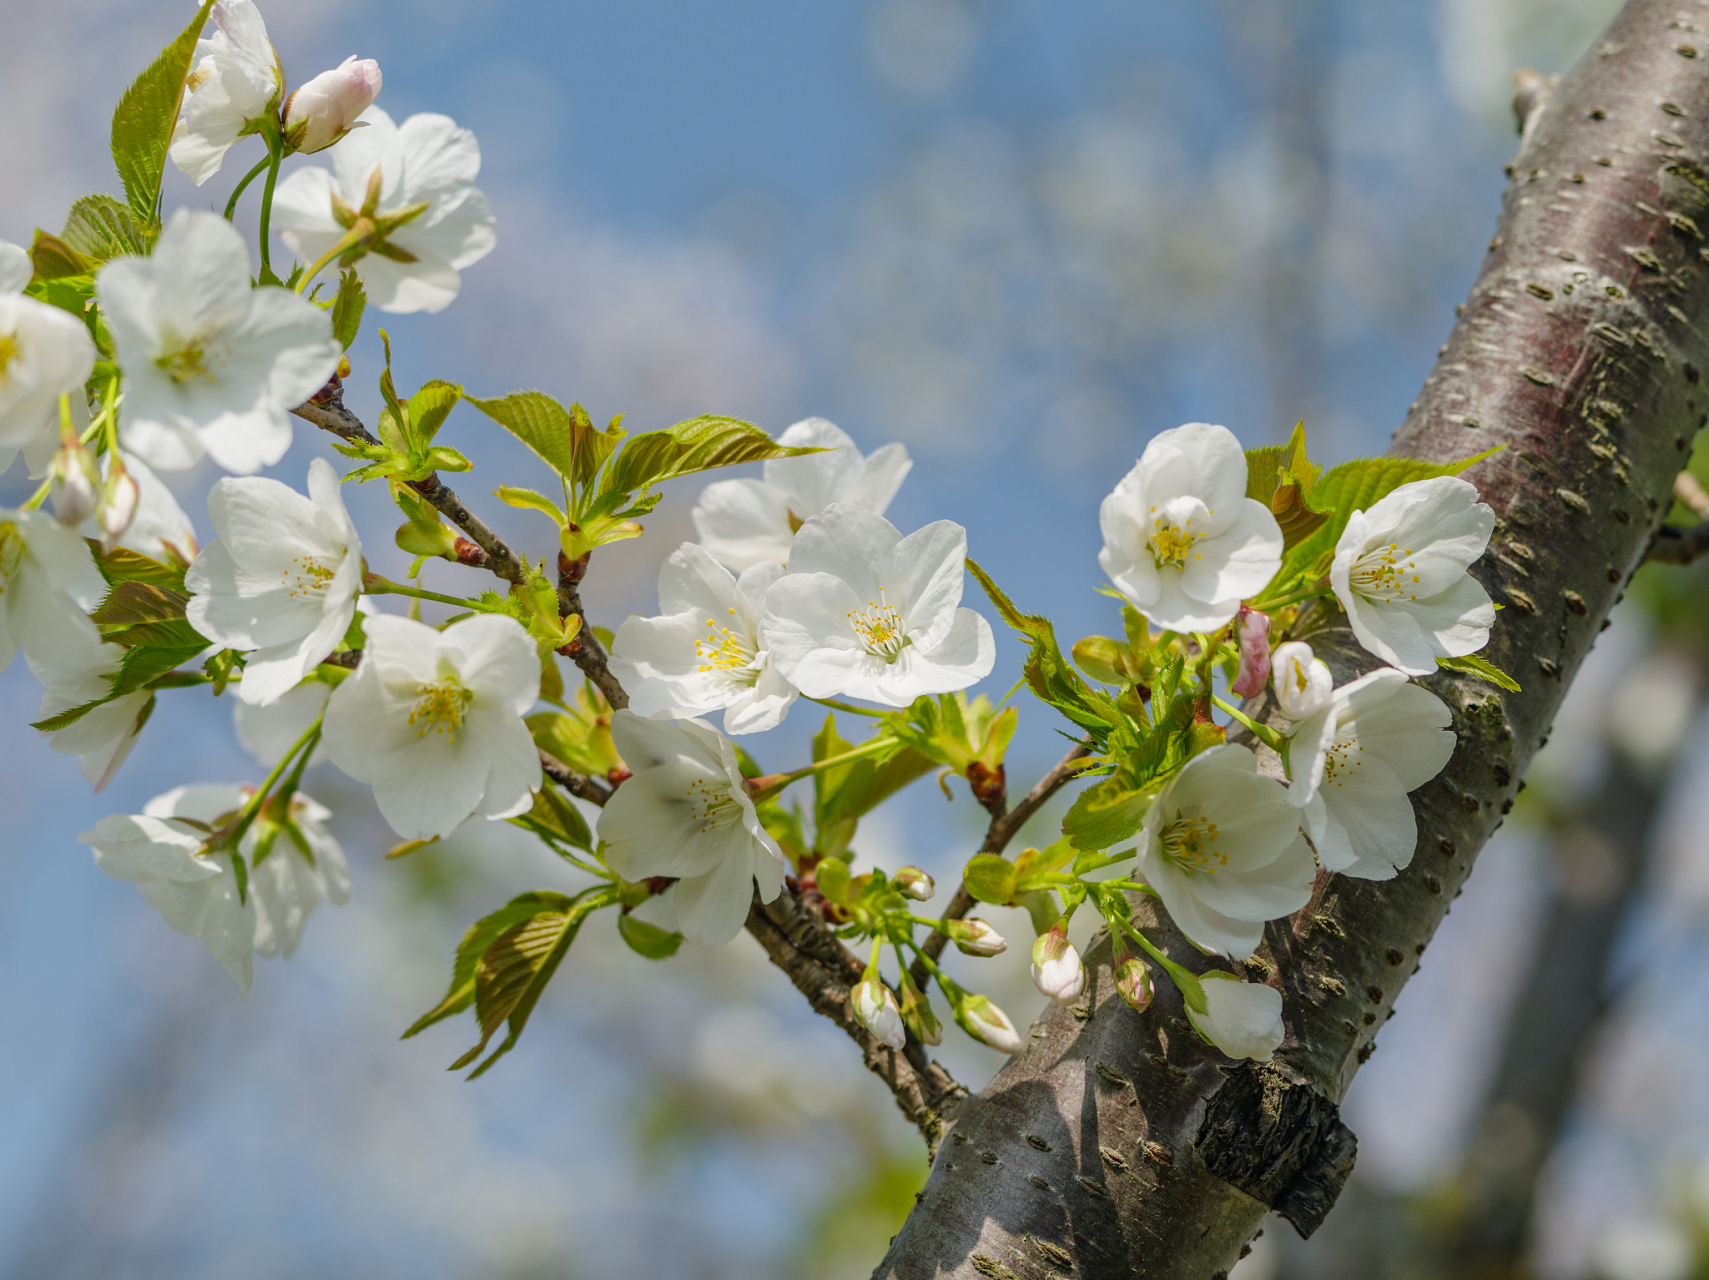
[92,580,188,628]
[111,0,218,223]
[1436,653,1521,691]
[31,696,110,733]
[60,194,148,262]
[330,269,366,350]
[88,539,188,591]
[402,891,573,1039]
[466,391,619,491]
[509,785,593,853]
[103,617,204,651]
[29,230,95,281]
[454,885,620,1078]
[109,634,207,697]
[407,380,462,447]
[617,913,683,960]
[1061,776,1156,851]
[599,415,818,504]
[495,485,566,525]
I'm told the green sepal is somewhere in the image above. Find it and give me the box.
[617,913,684,960]
[1435,653,1520,691]
[963,853,1018,905]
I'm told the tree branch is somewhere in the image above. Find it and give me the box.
[555,549,630,710]
[538,750,612,806]
[876,3,1709,1274]
[1646,470,1709,561]
[291,384,527,584]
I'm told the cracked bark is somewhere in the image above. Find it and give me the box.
[874,3,1709,1275]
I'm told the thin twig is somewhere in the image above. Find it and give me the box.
[746,887,966,1154]
[908,739,1093,992]
[1647,522,1709,564]
[538,750,612,806]
[292,386,527,584]
[556,551,630,710]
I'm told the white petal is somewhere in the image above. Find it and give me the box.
[763,418,864,519]
[691,478,794,571]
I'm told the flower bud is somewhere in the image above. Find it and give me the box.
[1029,926,1086,1004]
[1271,641,1333,721]
[852,977,906,1051]
[954,993,1024,1054]
[98,457,141,546]
[1230,605,1272,698]
[948,917,1006,957]
[49,439,100,526]
[898,971,942,1046]
[894,866,935,901]
[1113,954,1154,1012]
[283,56,382,154]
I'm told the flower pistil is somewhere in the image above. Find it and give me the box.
[409,676,474,741]
[1162,812,1227,875]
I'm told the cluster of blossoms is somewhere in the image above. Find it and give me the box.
[4,2,1506,1083]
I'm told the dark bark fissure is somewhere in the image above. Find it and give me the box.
[875,2,1709,1275]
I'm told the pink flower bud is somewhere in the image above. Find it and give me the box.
[49,441,100,526]
[948,917,1006,957]
[1230,605,1272,697]
[894,866,935,901]
[1113,954,1154,1012]
[852,977,905,1051]
[283,57,382,155]
[98,459,140,546]
[1029,926,1086,1003]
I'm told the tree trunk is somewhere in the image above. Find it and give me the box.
[875,2,1709,1275]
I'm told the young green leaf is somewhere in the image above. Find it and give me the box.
[1245,421,1328,549]
[810,713,933,859]
[59,194,149,263]
[617,913,684,960]
[1435,653,1521,691]
[87,539,189,591]
[963,853,1018,905]
[509,785,594,852]
[407,380,462,447]
[330,269,366,350]
[465,391,621,492]
[597,415,821,505]
[91,581,189,630]
[111,0,218,223]
[28,230,96,281]
[495,485,567,526]
[401,891,575,1039]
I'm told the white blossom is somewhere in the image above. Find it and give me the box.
[1329,475,1496,676]
[1098,422,1284,633]
[852,977,906,1051]
[168,0,283,186]
[185,458,361,705]
[1284,665,1455,880]
[28,635,151,792]
[272,107,497,314]
[0,257,97,471]
[692,418,912,571]
[0,240,28,295]
[596,711,786,948]
[1270,640,1333,721]
[1030,927,1086,1004]
[283,56,382,154]
[235,676,332,768]
[99,210,342,474]
[1134,743,1316,959]
[247,790,351,962]
[609,542,796,734]
[761,503,994,707]
[322,612,541,839]
[0,506,102,674]
[48,436,100,526]
[1187,972,1285,1061]
[107,450,198,562]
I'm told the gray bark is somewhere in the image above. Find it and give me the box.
[875,2,1709,1275]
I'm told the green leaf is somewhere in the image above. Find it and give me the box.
[407,380,462,447]
[1012,837,1076,891]
[617,913,684,960]
[509,785,594,852]
[402,891,574,1039]
[111,0,218,224]
[810,713,934,859]
[29,230,95,281]
[330,269,366,350]
[92,580,188,629]
[109,630,208,697]
[88,539,188,591]
[466,391,621,492]
[527,695,622,778]
[963,853,1018,905]
[495,485,566,526]
[1245,421,1327,550]
[60,194,148,263]
[598,415,820,506]
[1436,653,1521,691]
[1061,776,1156,851]
[453,885,620,1078]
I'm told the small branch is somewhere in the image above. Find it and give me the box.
[538,750,611,807]
[908,739,1092,992]
[556,549,629,710]
[291,386,527,584]
[1646,522,1709,564]
[746,887,966,1154]
[1674,470,1709,518]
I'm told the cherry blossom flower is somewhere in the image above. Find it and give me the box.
[852,976,906,1051]
[1133,743,1316,959]
[692,418,912,571]
[1030,926,1086,1003]
[0,242,97,473]
[283,56,382,154]
[29,635,152,791]
[1098,422,1284,633]
[245,789,351,963]
[760,503,994,707]
[185,458,362,706]
[272,107,496,314]
[1330,475,1496,676]
[98,211,342,474]
[234,677,332,768]
[322,613,540,839]
[1187,972,1285,1061]
[103,450,198,562]
[168,0,283,185]
[609,542,796,735]
[0,506,102,674]
[1270,640,1333,721]
[597,711,786,948]
[1284,665,1455,880]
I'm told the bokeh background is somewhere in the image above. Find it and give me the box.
[8,1,1709,1276]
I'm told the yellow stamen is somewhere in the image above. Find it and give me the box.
[0,330,20,388]
[409,677,474,742]
[683,775,742,834]
[847,591,908,661]
[1161,812,1227,874]
[1351,542,1423,603]
[1149,515,1199,570]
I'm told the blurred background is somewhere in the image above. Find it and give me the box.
[7,0,1709,1276]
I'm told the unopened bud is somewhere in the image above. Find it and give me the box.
[894,866,935,901]
[1113,954,1154,1012]
[1271,641,1333,721]
[283,57,383,154]
[948,917,1006,957]
[97,458,140,545]
[852,976,905,1051]
[898,971,942,1046]
[1230,605,1272,698]
[49,440,100,526]
[1029,926,1086,1004]
[955,993,1023,1054]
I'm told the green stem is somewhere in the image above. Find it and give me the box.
[224,156,271,220]
[294,226,365,295]
[806,696,888,719]
[362,575,498,613]
[257,128,284,284]
[1111,915,1205,1013]
[228,715,323,846]
[1210,694,1287,752]
[1248,579,1331,613]
[746,736,897,803]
